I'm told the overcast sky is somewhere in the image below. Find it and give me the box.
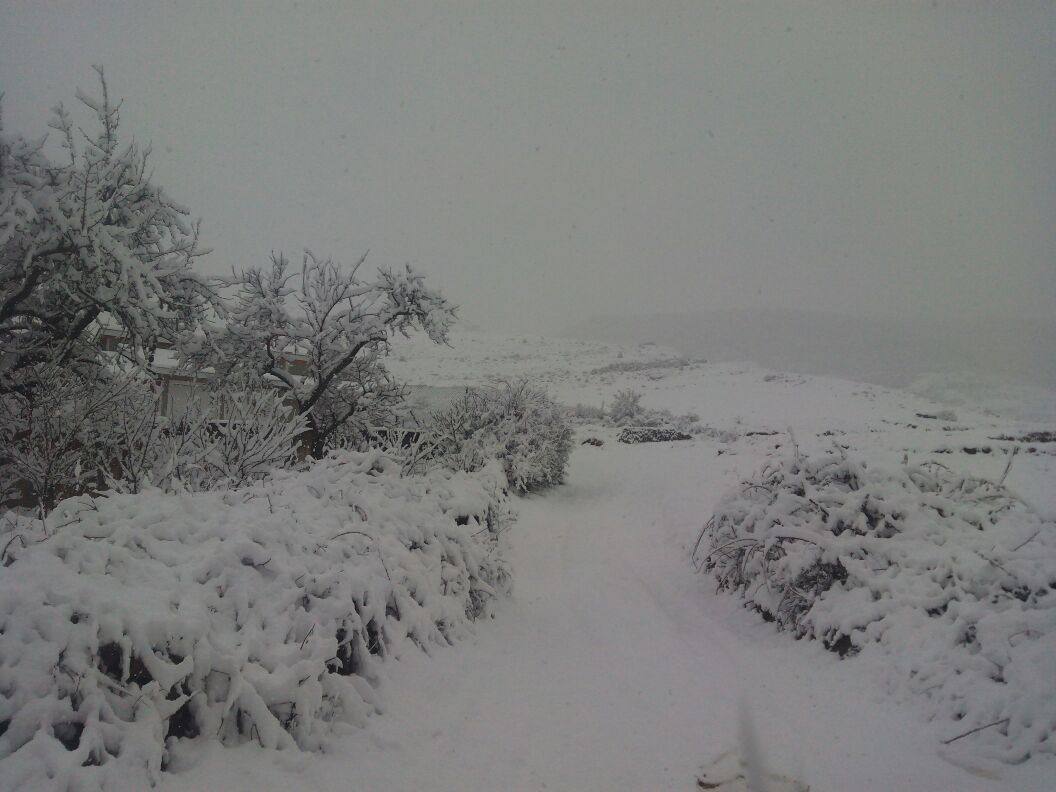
[2,1,1053,331]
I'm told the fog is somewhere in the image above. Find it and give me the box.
[2,1,1053,381]
[570,308,1056,393]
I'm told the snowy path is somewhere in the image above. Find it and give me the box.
[165,439,1048,791]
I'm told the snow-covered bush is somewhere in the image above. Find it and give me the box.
[617,427,692,444]
[129,380,307,493]
[693,448,1056,761]
[188,384,307,490]
[609,389,643,424]
[570,403,607,423]
[2,367,309,507]
[0,450,512,790]
[599,390,701,434]
[431,382,573,493]
[669,411,702,436]
[697,425,740,444]
[360,427,439,477]
[97,376,168,495]
[631,406,700,433]
[0,366,124,511]
[591,357,690,375]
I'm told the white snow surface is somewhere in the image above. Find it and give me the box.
[155,332,1054,791]
[8,330,1056,790]
[158,432,1053,791]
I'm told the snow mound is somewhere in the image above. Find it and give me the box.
[696,750,808,791]
[693,449,1056,762]
[0,450,512,791]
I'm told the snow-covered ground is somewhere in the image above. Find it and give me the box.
[154,331,1054,791]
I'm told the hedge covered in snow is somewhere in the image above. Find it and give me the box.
[0,450,512,790]
[693,448,1056,762]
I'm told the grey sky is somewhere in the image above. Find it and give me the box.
[2,1,1053,331]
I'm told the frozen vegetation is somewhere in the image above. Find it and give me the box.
[0,452,512,790]
[3,307,1054,790]
[695,447,1055,762]
[4,323,1056,789]
[1,62,1054,792]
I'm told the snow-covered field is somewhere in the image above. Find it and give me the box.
[8,331,1056,791]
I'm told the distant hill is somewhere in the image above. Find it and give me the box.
[563,308,1056,392]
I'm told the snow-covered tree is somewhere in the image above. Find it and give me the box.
[200,251,455,457]
[0,68,217,395]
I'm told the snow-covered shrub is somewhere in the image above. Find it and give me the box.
[603,390,701,434]
[103,376,307,493]
[609,389,643,425]
[591,357,690,375]
[617,427,692,443]
[0,366,124,511]
[631,407,700,432]
[697,425,740,444]
[190,384,307,489]
[4,367,174,507]
[570,403,607,423]
[0,450,512,790]
[693,448,1056,761]
[669,411,702,436]
[97,376,168,495]
[430,382,572,493]
[361,427,439,477]
[3,370,308,503]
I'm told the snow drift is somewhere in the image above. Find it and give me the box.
[0,450,512,791]
[693,448,1056,762]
